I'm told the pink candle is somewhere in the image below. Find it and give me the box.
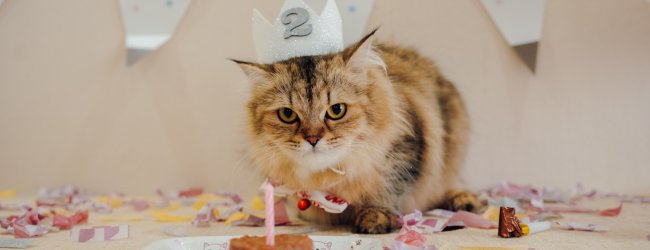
[264,181,275,246]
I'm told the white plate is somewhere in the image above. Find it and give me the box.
[143,235,383,250]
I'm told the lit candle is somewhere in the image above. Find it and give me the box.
[264,181,274,246]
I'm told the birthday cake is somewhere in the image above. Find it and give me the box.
[229,234,313,250]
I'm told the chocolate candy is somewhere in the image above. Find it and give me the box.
[498,206,523,238]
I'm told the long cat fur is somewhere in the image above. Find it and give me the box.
[234,30,477,234]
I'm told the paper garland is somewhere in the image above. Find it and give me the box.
[118,0,191,65]
[480,0,546,72]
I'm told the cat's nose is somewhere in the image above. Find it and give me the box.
[305,136,322,146]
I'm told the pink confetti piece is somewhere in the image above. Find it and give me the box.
[71,225,129,242]
[178,188,203,197]
[556,222,608,232]
[13,223,49,238]
[264,181,274,246]
[399,210,445,234]
[231,214,266,227]
[130,199,150,211]
[230,201,292,227]
[424,209,454,219]
[52,210,88,230]
[392,228,438,250]
[599,204,622,216]
[447,210,496,229]
[192,204,217,227]
[396,229,426,246]
[646,234,650,241]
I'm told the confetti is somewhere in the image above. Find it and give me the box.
[398,210,444,234]
[13,223,49,238]
[0,189,17,198]
[0,238,31,248]
[152,211,193,222]
[192,204,218,227]
[447,210,497,229]
[224,212,248,224]
[71,225,130,242]
[178,188,203,197]
[52,210,88,230]
[556,222,608,232]
[130,199,150,211]
[251,195,265,210]
[392,228,438,250]
[599,204,623,216]
[425,209,455,219]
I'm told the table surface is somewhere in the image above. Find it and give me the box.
[1,197,649,250]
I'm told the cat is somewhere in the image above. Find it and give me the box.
[233,29,480,234]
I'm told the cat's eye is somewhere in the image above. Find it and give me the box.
[326,103,347,120]
[277,108,298,123]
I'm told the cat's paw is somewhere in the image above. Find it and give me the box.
[352,207,397,234]
[445,190,481,213]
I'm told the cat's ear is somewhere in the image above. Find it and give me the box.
[231,59,270,84]
[342,28,386,73]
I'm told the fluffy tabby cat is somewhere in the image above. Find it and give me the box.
[234,29,479,234]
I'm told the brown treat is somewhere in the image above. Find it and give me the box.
[229,234,313,250]
[498,206,523,238]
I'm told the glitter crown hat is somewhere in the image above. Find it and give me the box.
[252,0,343,64]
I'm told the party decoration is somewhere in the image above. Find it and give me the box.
[304,0,376,46]
[70,225,130,242]
[0,189,17,198]
[118,0,191,65]
[480,0,546,72]
[252,0,343,63]
[296,190,348,213]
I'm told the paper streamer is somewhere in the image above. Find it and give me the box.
[0,238,31,249]
[118,0,191,65]
[71,225,130,243]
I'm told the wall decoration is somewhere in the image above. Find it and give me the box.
[304,0,375,46]
[118,0,191,66]
[480,0,546,72]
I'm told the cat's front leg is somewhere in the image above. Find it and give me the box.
[352,206,398,234]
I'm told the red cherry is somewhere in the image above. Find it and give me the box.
[297,199,311,211]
